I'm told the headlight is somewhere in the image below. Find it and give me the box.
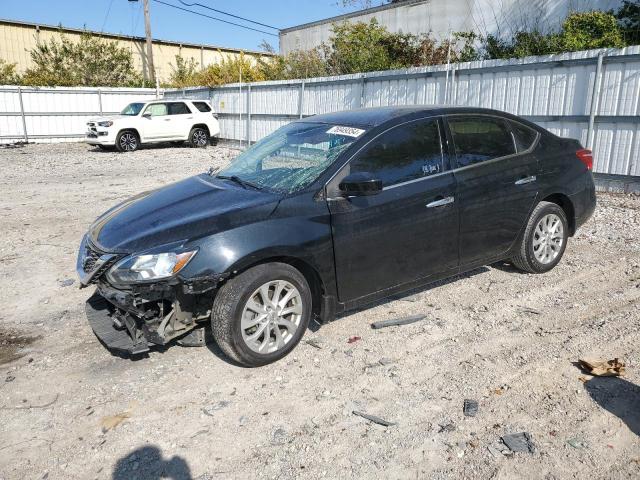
[107,250,197,284]
[98,121,113,127]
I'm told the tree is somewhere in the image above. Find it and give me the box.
[22,32,145,87]
[616,0,640,45]
[0,59,20,84]
[561,10,625,51]
[168,55,200,88]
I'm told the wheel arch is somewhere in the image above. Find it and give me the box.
[541,193,576,235]
[228,255,327,322]
[117,127,140,140]
[191,123,210,135]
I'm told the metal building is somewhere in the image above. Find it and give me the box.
[279,0,623,55]
[0,18,272,83]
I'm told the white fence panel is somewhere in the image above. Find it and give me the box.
[0,86,159,143]
[171,44,640,177]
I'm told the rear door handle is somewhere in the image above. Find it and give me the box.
[426,196,454,208]
[164,118,171,121]
[515,175,536,185]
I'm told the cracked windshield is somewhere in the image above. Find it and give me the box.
[217,122,365,193]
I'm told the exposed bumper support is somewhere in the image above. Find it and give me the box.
[86,293,150,354]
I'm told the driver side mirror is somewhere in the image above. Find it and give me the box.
[142,112,152,119]
[339,172,383,197]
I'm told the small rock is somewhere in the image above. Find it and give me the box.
[502,432,535,453]
[202,400,230,416]
[59,279,75,287]
[463,399,479,417]
[5,375,15,383]
[567,437,588,449]
[270,427,289,445]
[239,416,248,427]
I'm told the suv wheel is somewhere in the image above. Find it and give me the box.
[511,201,569,273]
[211,263,311,367]
[116,130,139,152]
[189,127,209,148]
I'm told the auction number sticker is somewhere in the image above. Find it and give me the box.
[327,125,366,138]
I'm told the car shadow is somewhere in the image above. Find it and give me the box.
[112,445,192,480]
[334,266,491,320]
[89,142,186,154]
[583,375,640,437]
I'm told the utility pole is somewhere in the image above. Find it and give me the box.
[143,0,156,84]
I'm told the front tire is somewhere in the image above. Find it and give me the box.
[115,130,139,152]
[511,201,568,273]
[211,263,311,367]
[188,127,209,148]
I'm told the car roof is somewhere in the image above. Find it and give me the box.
[298,106,530,129]
[143,99,209,104]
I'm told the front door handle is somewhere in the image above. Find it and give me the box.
[426,196,454,208]
[515,175,536,185]
[164,118,172,121]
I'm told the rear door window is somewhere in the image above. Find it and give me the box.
[508,121,538,152]
[349,118,444,187]
[168,102,191,115]
[448,117,515,167]
[192,102,212,112]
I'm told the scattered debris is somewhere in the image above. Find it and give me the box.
[202,401,230,416]
[463,399,479,417]
[305,338,324,349]
[502,432,535,453]
[371,314,426,329]
[438,422,456,433]
[347,336,361,344]
[58,279,75,287]
[578,358,625,376]
[567,437,588,449]
[352,410,396,427]
[270,427,289,445]
[5,375,15,383]
[517,307,541,315]
[100,410,131,433]
[378,357,394,366]
[1,393,59,410]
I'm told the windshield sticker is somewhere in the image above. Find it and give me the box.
[327,125,366,138]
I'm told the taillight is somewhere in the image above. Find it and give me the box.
[576,149,593,171]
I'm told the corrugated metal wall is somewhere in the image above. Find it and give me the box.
[0,86,159,143]
[166,45,640,177]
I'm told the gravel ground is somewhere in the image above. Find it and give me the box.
[0,142,639,480]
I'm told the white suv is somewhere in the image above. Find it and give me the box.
[86,99,221,152]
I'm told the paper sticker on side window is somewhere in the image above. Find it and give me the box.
[327,125,366,138]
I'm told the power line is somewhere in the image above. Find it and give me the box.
[153,0,279,36]
[176,0,279,30]
[101,0,115,32]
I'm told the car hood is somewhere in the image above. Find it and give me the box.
[88,174,281,253]
[88,115,132,123]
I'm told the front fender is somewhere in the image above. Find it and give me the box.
[179,195,337,296]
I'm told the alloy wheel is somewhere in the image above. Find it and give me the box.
[193,129,208,147]
[532,213,564,264]
[240,280,303,354]
[119,133,137,151]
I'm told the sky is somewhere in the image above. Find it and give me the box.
[0,0,369,52]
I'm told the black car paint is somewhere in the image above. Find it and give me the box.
[79,106,596,353]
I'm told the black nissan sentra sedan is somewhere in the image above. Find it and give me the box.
[77,106,596,366]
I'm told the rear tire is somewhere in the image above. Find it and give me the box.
[511,201,568,273]
[115,130,139,152]
[188,127,209,148]
[211,263,311,367]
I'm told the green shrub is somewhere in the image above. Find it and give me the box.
[0,59,20,84]
[22,32,144,87]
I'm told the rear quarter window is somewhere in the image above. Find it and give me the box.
[193,102,212,112]
[508,121,539,152]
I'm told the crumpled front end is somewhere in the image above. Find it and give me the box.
[78,236,224,355]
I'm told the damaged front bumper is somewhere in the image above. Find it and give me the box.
[86,277,225,355]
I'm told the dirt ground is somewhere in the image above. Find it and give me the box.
[0,142,638,480]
